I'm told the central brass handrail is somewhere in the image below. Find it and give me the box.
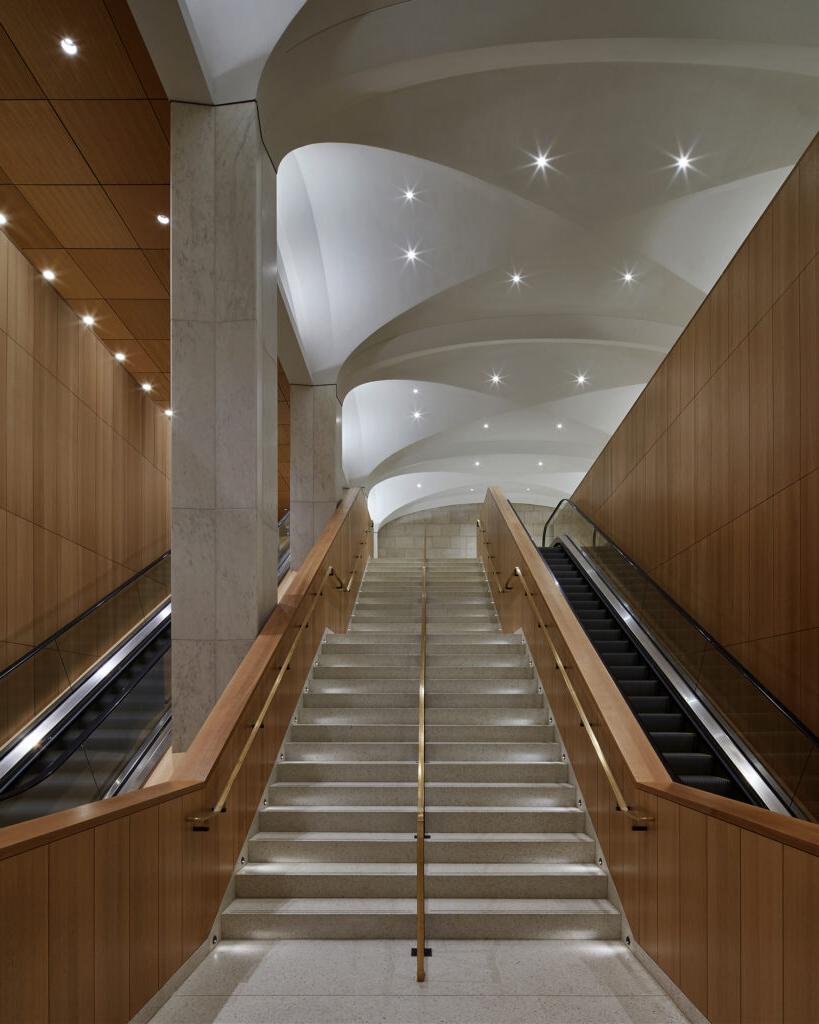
[415,534,428,980]
[187,563,337,828]
[511,566,653,829]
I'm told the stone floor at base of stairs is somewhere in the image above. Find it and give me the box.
[147,938,694,1023]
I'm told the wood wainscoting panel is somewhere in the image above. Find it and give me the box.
[741,830,783,1024]
[0,846,48,1024]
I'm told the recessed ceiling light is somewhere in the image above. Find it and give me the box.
[526,487,531,492]
[403,188,417,202]
[675,153,692,172]
[470,488,475,492]
[142,382,153,392]
[402,245,419,264]
[483,422,489,429]
[474,460,480,467]
[621,270,635,284]
[532,151,552,172]
[156,213,170,225]
[0,213,7,226]
[412,410,422,420]
[490,373,502,385]
[164,409,173,418]
[81,314,95,326]
[115,352,126,362]
[556,422,563,430]
[416,482,422,488]
[60,37,78,56]
[508,270,525,287]
[575,374,587,385]
[42,269,55,281]
[538,460,543,467]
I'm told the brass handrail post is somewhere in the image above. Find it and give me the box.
[415,532,428,980]
[511,566,653,830]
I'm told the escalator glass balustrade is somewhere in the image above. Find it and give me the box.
[522,500,819,821]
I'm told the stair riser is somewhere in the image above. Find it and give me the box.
[297,709,547,726]
[235,874,608,900]
[221,912,620,941]
[247,837,596,864]
[302,692,541,708]
[259,808,584,831]
[274,762,568,783]
[267,784,575,807]
[288,725,554,743]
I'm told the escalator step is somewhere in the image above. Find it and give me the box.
[601,653,643,667]
[586,630,623,642]
[629,695,672,714]
[609,665,654,681]
[678,775,736,797]
[594,641,631,654]
[650,731,699,753]
[619,679,662,697]
[639,712,684,731]
[664,752,716,774]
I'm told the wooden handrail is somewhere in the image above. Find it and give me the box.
[510,566,652,829]
[187,564,337,828]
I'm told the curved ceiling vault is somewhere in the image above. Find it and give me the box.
[261,0,819,528]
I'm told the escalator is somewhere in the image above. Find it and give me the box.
[525,501,819,821]
[0,514,293,828]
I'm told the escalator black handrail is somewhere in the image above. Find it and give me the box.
[537,498,819,749]
[0,627,172,803]
[0,549,171,683]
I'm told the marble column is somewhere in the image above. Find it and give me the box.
[170,102,278,749]
[289,384,346,569]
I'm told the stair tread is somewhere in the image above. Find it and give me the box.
[224,897,618,915]
[250,831,593,843]
[238,862,606,877]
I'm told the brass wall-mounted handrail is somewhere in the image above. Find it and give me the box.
[511,566,653,830]
[476,519,504,594]
[187,563,337,828]
[415,533,428,980]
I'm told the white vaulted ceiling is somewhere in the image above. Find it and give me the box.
[141,0,819,528]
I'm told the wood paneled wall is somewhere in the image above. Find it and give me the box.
[0,488,370,1024]
[573,132,819,735]
[480,489,819,1024]
[1,232,170,736]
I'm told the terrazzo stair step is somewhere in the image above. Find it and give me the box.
[427,621,500,633]
[221,897,620,940]
[273,761,568,784]
[284,741,559,762]
[348,622,421,633]
[302,692,419,708]
[297,708,547,726]
[321,641,420,655]
[426,666,533,680]
[425,678,539,693]
[306,679,418,694]
[316,654,421,669]
[247,830,596,864]
[258,805,584,832]
[290,724,554,744]
[312,665,417,679]
[425,692,542,708]
[267,782,576,808]
[234,863,609,900]
[426,610,497,621]
[426,654,530,668]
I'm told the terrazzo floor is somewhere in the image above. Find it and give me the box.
[147,939,694,1023]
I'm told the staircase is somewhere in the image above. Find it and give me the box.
[221,558,619,940]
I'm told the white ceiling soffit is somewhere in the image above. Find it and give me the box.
[263,0,818,527]
[128,0,306,103]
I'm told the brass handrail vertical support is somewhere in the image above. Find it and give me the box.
[415,531,428,979]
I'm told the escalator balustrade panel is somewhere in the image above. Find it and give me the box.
[541,544,751,804]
